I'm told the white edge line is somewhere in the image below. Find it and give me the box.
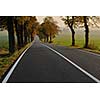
[42,44,100,83]
[2,42,33,83]
[79,49,100,57]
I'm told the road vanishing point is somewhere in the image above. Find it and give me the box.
[2,35,100,83]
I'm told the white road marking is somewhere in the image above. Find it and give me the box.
[42,44,100,83]
[79,49,100,57]
[2,43,33,83]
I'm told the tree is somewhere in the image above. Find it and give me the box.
[0,16,39,53]
[14,16,24,49]
[83,16,100,48]
[0,16,16,53]
[62,16,100,48]
[26,16,39,41]
[83,16,89,48]
[40,22,49,42]
[24,20,29,44]
[39,16,59,43]
[14,16,37,49]
[62,16,76,46]
[75,16,96,48]
[0,16,7,29]
[7,17,16,53]
[38,23,48,42]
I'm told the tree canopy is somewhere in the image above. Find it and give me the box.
[38,16,59,42]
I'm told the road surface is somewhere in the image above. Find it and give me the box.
[2,36,100,83]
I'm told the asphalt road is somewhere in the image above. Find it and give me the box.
[46,43,100,82]
[3,36,100,83]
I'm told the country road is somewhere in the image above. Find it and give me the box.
[2,36,100,83]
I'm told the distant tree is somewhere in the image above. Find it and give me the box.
[39,16,59,43]
[75,16,99,48]
[14,16,39,49]
[26,16,39,41]
[83,16,100,48]
[62,16,76,46]
[24,20,29,44]
[62,16,100,48]
[14,16,24,49]
[83,16,89,48]
[40,22,49,42]
[38,23,47,42]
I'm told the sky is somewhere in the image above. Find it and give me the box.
[36,16,66,28]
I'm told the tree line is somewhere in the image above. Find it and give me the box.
[38,16,59,43]
[0,16,99,55]
[0,16,39,54]
[38,16,100,49]
[62,16,100,48]
[0,16,59,54]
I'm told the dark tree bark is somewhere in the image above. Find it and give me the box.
[70,26,75,46]
[14,19,24,49]
[67,16,75,46]
[24,34,28,44]
[31,32,33,42]
[14,19,21,49]
[46,35,49,42]
[16,33,22,49]
[24,23,28,44]
[7,16,15,54]
[20,24,24,47]
[49,33,52,43]
[84,16,89,48]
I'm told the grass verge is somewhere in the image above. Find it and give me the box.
[0,42,32,79]
[53,34,100,55]
[52,40,100,55]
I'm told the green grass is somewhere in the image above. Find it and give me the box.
[0,28,100,78]
[0,30,33,78]
[53,28,100,50]
[0,43,32,79]
[53,32,85,48]
[0,30,9,50]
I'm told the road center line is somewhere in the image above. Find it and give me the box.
[42,44,100,83]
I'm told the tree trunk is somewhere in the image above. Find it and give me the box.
[31,32,33,42]
[14,19,24,49]
[17,33,22,49]
[24,34,28,44]
[24,28,27,44]
[70,26,75,46]
[49,33,52,43]
[20,24,24,47]
[7,16,15,54]
[84,16,89,48]
[24,23,28,44]
[46,35,49,42]
[14,19,21,49]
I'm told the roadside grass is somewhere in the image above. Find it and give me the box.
[0,41,9,50]
[53,33,72,47]
[53,32,85,48]
[0,43,32,79]
[53,29,100,53]
[0,30,9,50]
[0,30,33,79]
